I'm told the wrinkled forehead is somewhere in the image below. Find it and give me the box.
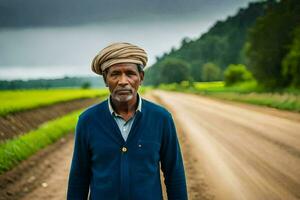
[107,63,139,73]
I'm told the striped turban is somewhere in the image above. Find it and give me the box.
[91,42,148,75]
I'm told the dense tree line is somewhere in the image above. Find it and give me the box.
[0,76,105,90]
[145,0,300,89]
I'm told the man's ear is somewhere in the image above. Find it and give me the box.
[139,71,144,85]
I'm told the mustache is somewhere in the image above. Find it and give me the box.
[115,88,132,92]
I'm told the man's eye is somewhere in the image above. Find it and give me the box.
[127,72,136,76]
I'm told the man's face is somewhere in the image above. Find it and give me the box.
[105,63,144,103]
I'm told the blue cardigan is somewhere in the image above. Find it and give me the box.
[67,98,188,200]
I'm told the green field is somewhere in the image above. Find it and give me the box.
[0,89,109,116]
[0,109,82,174]
[158,81,300,112]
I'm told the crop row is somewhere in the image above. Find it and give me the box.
[0,89,109,116]
[0,109,82,174]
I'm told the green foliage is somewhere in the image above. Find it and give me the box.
[193,81,225,90]
[144,65,162,86]
[0,110,82,174]
[158,83,180,91]
[145,1,270,85]
[138,86,153,94]
[158,81,193,92]
[282,26,300,87]
[201,62,222,82]
[193,81,262,93]
[224,64,253,86]
[159,58,191,84]
[246,0,300,87]
[0,89,109,116]
[144,58,191,86]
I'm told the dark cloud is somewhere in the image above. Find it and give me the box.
[0,0,254,28]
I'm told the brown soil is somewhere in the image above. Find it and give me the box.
[0,98,100,142]
[0,134,74,200]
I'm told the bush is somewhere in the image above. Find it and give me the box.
[224,64,253,86]
[81,82,91,89]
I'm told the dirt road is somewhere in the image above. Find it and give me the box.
[6,91,300,200]
[153,90,300,200]
[19,137,74,200]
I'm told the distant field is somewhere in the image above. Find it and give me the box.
[0,89,109,116]
[158,81,300,112]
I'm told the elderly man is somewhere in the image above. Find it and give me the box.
[67,42,188,200]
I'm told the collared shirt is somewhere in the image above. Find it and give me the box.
[108,94,142,141]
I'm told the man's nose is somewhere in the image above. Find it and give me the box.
[118,74,129,85]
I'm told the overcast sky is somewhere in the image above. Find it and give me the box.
[0,0,257,80]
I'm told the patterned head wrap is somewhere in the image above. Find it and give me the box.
[91,42,148,75]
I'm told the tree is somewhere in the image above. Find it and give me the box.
[282,26,300,87]
[201,62,221,81]
[246,0,300,87]
[181,37,191,47]
[160,58,190,84]
[224,64,253,86]
[144,64,162,86]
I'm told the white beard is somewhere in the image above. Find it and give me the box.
[114,93,134,103]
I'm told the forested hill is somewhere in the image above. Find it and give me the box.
[144,0,274,85]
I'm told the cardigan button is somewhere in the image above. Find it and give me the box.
[121,147,128,153]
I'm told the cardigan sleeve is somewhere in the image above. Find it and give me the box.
[160,113,188,200]
[67,116,91,200]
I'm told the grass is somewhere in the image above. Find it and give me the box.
[0,88,109,116]
[207,92,300,111]
[139,86,153,94]
[0,109,82,174]
[192,80,265,93]
[157,81,300,112]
